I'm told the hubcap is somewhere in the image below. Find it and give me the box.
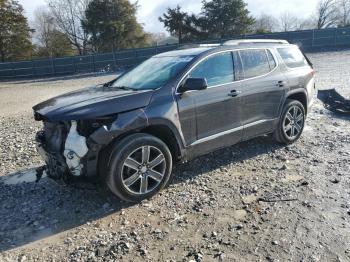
[283,105,304,140]
[121,146,166,195]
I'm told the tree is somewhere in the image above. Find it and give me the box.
[336,0,350,26]
[48,0,90,55]
[253,14,278,33]
[316,0,337,29]
[295,18,315,30]
[159,5,189,43]
[279,12,298,31]
[33,7,74,57]
[0,0,32,62]
[83,0,150,52]
[200,0,255,38]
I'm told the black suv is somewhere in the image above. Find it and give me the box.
[33,40,316,202]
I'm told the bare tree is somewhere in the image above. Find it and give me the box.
[33,6,74,57]
[336,0,350,26]
[253,14,278,33]
[33,7,55,53]
[316,0,337,29]
[47,0,90,55]
[279,12,298,32]
[295,18,316,30]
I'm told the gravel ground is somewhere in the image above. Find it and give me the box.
[0,50,350,262]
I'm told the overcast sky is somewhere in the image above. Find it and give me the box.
[18,0,319,33]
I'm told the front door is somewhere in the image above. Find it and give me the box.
[177,51,243,155]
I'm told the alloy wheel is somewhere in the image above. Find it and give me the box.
[283,105,304,140]
[121,145,166,195]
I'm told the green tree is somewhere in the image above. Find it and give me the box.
[159,5,189,43]
[0,0,33,62]
[200,0,255,39]
[82,0,150,52]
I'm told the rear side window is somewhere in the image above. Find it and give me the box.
[239,49,271,79]
[277,47,308,68]
[189,52,234,87]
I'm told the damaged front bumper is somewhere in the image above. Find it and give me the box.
[35,121,100,181]
[34,109,149,182]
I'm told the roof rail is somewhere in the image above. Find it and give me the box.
[198,44,221,47]
[223,39,289,46]
[177,43,221,50]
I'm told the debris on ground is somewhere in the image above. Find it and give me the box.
[318,88,350,115]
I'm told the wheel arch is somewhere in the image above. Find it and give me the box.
[285,89,308,114]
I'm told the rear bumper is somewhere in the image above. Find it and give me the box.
[307,80,317,113]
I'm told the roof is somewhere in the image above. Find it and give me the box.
[154,39,293,58]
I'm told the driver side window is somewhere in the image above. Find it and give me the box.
[189,52,234,87]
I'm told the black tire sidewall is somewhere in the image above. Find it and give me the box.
[278,100,306,144]
[106,134,173,202]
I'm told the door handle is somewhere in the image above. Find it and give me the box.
[277,81,286,87]
[228,90,242,97]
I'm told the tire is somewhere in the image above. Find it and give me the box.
[274,99,306,144]
[105,133,173,202]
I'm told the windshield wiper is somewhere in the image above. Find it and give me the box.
[112,86,137,91]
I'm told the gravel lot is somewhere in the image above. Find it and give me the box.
[0,50,350,262]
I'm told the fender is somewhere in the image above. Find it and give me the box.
[89,109,187,159]
[89,109,148,145]
[146,117,187,156]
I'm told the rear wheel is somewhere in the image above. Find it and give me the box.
[105,133,173,202]
[274,99,306,144]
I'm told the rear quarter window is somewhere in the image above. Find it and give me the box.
[239,49,271,79]
[277,47,308,68]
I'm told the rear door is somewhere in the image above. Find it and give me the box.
[237,48,287,139]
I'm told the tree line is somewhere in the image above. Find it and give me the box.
[0,0,350,62]
[159,0,350,43]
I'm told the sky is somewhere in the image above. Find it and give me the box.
[18,0,319,33]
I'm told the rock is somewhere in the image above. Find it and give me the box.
[280,164,288,171]
[330,178,340,184]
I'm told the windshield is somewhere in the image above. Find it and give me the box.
[112,56,194,90]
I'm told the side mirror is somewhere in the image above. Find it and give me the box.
[178,78,208,93]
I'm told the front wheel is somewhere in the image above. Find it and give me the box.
[274,99,306,144]
[105,133,173,202]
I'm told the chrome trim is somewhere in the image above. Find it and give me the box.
[244,119,274,128]
[190,119,276,146]
[175,47,280,95]
[190,126,244,146]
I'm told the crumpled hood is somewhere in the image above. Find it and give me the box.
[33,85,154,121]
